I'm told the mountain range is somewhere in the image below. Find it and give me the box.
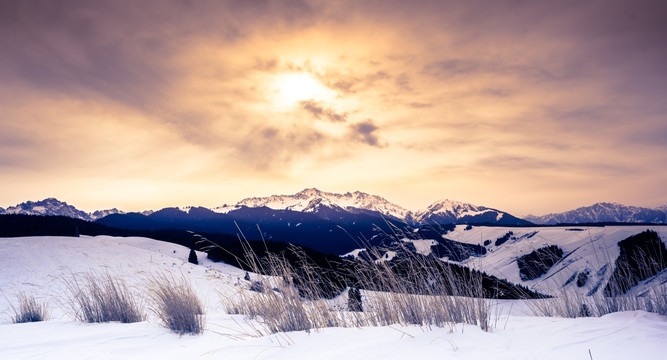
[524,202,667,224]
[1,189,666,227]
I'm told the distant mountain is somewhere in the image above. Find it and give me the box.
[97,204,404,255]
[0,198,123,221]
[231,189,528,225]
[91,208,125,220]
[409,199,532,226]
[524,202,667,224]
[11,192,667,232]
[233,188,410,220]
[0,190,531,228]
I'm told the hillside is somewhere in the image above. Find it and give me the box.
[427,225,667,297]
[1,235,666,359]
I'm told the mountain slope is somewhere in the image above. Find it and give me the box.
[96,205,404,255]
[525,202,667,224]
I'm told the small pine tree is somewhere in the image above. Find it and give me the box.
[347,287,363,312]
[244,271,250,281]
[578,303,591,317]
[188,248,198,265]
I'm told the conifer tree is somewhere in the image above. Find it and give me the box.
[188,248,198,265]
[347,287,363,312]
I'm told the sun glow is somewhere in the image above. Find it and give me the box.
[272,73,336,106]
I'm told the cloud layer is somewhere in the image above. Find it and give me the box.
[1,0,666,214]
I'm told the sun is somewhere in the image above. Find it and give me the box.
[272,72,335,106]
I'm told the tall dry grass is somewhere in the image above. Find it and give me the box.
[147,272,205,335]
[63,271,144,323]
[225,250,352,333]
[203,229,494,334]
[6,292,49,323]
[350,242,491,331]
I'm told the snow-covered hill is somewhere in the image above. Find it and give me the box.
[524,202,667,224]
[343,224,667,299]
[431,225,666,297]
[1,235,666,359]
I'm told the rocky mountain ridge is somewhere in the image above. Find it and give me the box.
[2,192,666,225]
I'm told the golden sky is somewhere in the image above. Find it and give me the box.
[1,0,666,215]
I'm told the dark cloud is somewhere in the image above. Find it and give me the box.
[0,0,322,109]
[350,120,382,147]
[422,58,569,84]
[0,1,173,107]
[474,154,633,176]
[409,102,433,108]
[232,126,327,169]
[321,70,390,94]
[299,100,347,122]
[479,88,512,97]
[395,73,411,91]
[426,60,480,76]
[475,155,561,171]
[623,122,667,148]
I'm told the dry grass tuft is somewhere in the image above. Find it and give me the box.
[9,292,49,323]
[64,271,144,323]
[147,273,205,335]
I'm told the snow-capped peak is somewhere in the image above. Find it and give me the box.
[409,198,527,225]
[233,188,410,219]
[524,202,667,224]
[412,199,488,221]
[90,208,125,220]
[424,198,483,215]
[0,198,124,221]
[210,204,241,214]
[178,206,194,214]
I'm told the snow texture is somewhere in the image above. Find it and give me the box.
[1,235,666,359]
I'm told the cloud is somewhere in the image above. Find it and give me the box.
[320,70,391,94]
[350,120,383,147]
[299,100,347,122]
[2,0,667,213]
[409,102,432,108]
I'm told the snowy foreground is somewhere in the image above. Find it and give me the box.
[1,236,666,359]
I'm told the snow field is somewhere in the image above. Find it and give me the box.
[445,225,667,296]
[1,235,666,359]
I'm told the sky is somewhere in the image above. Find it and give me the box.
[1,0,666,216]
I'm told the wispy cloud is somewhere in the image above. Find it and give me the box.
[299,100,347,122]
